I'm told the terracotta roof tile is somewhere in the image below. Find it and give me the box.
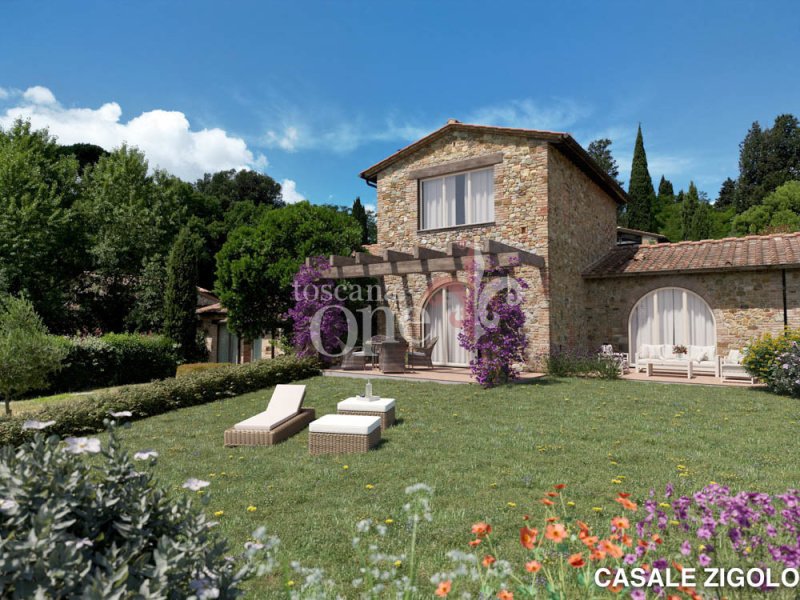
[583,232,800,278]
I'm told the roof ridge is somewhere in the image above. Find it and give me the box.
[645,231,800,249]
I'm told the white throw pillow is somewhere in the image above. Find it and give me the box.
[688,345,707,362]
[662,344,676,359]
[727,349,743,364]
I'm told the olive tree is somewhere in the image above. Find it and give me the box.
[0,295,67,415]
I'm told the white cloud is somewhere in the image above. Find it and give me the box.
[280,178,306,204]
[0,87,9,100]
[364,202,377,213]
[0,86,267,180]
[464,98,589,132]
[22,85,56,105]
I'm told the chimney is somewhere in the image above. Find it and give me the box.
[446,118,460,125]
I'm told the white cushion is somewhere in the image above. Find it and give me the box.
[338,397,396,413]
[662,344,676,359]
[233,384,305,431]
[727,349,743,364]
[689,345,712,362]
[639,344,660,359]
[309,414,381,435]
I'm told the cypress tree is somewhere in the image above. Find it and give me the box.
[681,182,701,240]
[715,177,737,208]
[163,226,204,360]
[657,176,675,201]
[351,197,369,245]
[626,125,656,231]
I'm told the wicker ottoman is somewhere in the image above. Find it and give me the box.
[308,414,381,455]
[337,397,396,430]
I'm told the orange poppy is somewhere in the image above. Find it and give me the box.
[435,581,452,597]
[546,491,559,497]
[575,520,590,531]
[471,522,492,537]
[568,553,586,568]
[522,514,530,521]
[540,498,555,506]
[468,539,482,547]
[482,555,496,568]
[621,534,633,547]
[554,484,567,490]
[497,590,514,600]
[546,516,559,523]
[672,561,684,572]
[611,516,630,530]
[581,535,599,547]
[614,496,638,511]
[609,584,623,593]
[590,548,607,561]
[545,523,567,543]
[651,534,663,545]
[519,526,538,550]
[599,539,624,559]
[525,560,542,573]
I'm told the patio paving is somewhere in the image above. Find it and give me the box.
[622,370,764,387]
[323,366,546,385]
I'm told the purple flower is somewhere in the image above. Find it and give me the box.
[698,553,712,567]
[653,558,668,570]
[624,553,637,565]
[631,590,645,600]
[680,540,692,556]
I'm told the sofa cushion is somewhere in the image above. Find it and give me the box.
[689,345,715,362]
[639,344,661,359]
[309,414,381,435]
[338,397,396,413]
[727,349,744,364]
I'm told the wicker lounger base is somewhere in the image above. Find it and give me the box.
[223,408,315,447]
[309,427,381,455]
[337,406,395,431]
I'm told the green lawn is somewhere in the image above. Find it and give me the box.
[109,375,800,597]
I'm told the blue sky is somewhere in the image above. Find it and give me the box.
[1,0,798,210]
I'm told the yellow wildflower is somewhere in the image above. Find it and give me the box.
[394,560,402,567]
[592,507,603,512]
[214,510,224,517]
[507,502,517,508]
[385,518,394,524]
[365,484,374,490]
[342,465,349,470]
[247,505,257,513]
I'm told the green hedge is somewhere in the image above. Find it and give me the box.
[46,333,179,392]
[175,362,229,378]
[1,356,321,447]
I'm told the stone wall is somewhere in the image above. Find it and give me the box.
[546,146,619,351]
[584,269,800,354]
[374,128,552,360]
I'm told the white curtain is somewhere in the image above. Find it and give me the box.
[425,290,446,365]
[422,179,443,230]
[423,285,470,366]
[444,175,457,226]
[469,169,493,224]
[630,288,715,359]
[446,285,470,366]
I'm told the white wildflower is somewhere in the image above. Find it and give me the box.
[22,419,55,430]
[64,437,101,454]
[133,449,159,460]
[0,498,19,513]
[182,478,211,491]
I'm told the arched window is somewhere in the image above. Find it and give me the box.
[629,288,715,361]
[422,283,471,367]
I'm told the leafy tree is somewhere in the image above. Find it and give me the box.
[657,176,675,201]
[76,146,186,331]
[586,138,624,187]
[690,200,713,241]
[57,142,108,175]
[715,177,737,208]
[732,180,800,235]
[0,120,84,331]
[735,114,800,212]
[351,197,370,245]
[215,201,362,341]
[163,227,204,360]
[127,257,168,333]
[0,295,67,415]
[195,169,283,211]
[626,125,656,231]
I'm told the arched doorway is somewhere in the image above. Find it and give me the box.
[628,287,716,362]
[423,283,471,367]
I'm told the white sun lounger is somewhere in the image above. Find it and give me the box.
[224,384,315,446]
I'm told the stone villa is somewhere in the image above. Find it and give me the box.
[334,119,800,368]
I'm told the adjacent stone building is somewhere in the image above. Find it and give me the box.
[346,120,800,368]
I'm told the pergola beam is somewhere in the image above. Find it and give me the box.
[317,241,544,278]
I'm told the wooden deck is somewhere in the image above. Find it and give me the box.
[622,370,763,387]
[323,366,546,385]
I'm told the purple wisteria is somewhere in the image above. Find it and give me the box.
[286,256,348,364]
[458,257,529,387]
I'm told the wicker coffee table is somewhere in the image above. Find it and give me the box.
[309,414,381,455]
[337,397,396,430]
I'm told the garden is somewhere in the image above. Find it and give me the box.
[6,370,800,598]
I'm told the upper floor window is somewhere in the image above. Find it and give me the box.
[420,167,494,230]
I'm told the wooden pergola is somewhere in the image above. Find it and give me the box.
[310,239,544,279]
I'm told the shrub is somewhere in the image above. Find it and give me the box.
[763,342,800,397]
[47,333,178,392]
[543,348,620,379]
[0,295,68,415]
[0,423,271,597]
[0,355,321,447]
[176,362,229,377]
[742,328,800,381]
[102,333,178,384]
